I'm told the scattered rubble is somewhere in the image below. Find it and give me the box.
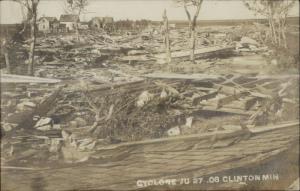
[1,72,298,165]
[0,24,299,168]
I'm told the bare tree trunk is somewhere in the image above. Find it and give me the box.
[189,0,202,63]
[163,10,171,64]
[4,53,11,74]
[2,40,11,74]
[76,10,81,42]
[183,2,192,37]
[268,7,277,45]
[277,20,282,47]
[28,5,37,76]
[280,15,288,48]
[271,19,277,45]
[190,26,196,62]
[188,21,192,38]
[268,18,274,44]
[281,26,287,48]
[76,24,80,42]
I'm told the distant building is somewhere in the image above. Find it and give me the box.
[169,23,176,29]
[60,14,80,32]
[103,17,114,25]
[38,17,59,33]
[90,17,114,30]
[79,22,89,30]
[90,17,102,29]
[58,23,67,33]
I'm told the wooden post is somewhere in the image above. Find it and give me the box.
[163,9,171,64]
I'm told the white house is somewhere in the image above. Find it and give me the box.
[59,14,80,32]
[38,17,59,33]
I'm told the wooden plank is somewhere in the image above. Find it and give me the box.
[200,105,255,115]
[249,121,299,134]
[95,121,298,153]
[154,46,235,59]
[88,79,145,93]
[217,91,250,108]
[96,129,247,151]
[143,73,221,81]
[192,90,219,105]
[1,74,61,84]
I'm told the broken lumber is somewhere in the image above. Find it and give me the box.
[96,128,248,151]
[243,96,261,110]
[154,46,235,60]
[143,73,221,81]
[192,90,219,105]
[200,105,255,116]
[249,121,299,134]
[1,74,61,84]
[217,91,250,108]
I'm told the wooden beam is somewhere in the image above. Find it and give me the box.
[95,121,298,152]
[249,121,299,134]
[192,90,219,105]
[1,74,61,84]
[143,73,221,81]
[200,105,255,116]
[154,46,235,60]
[217,91,250,108]
[96,129,247,151]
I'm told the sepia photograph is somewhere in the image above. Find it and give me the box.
[0,0,299,190]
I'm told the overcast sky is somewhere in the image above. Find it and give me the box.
[1,0,299,24]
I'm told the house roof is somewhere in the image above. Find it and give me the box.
[91,17,103,22]
[80,21,89,25]
[60,14,79,22]
[39,17,58,23]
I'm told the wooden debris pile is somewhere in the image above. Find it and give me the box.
[1,73,298,165]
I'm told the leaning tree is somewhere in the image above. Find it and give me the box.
[175,0,204,63]
[13,0,40,76]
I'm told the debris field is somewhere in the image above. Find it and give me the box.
[1,24,299,190]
